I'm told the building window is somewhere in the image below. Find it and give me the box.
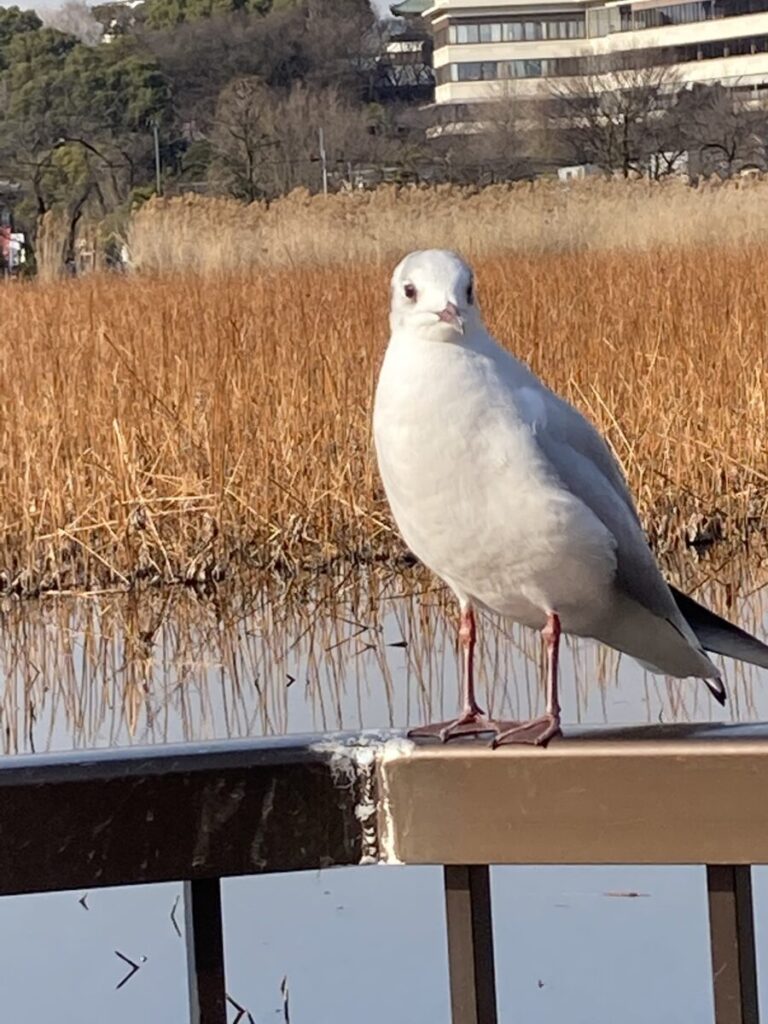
[580,32,768,71]
[617,0,722,30]
[557,57,580,74]
[441,30,768,87]
[587,7,620,36]
[499,58,548,78]
[450,24,478,43]
[723,0,768,14]
[448,15,586,45]
[479,22,502,42]
[453,61,498,80]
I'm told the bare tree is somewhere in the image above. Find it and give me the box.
[480,84,563,179]
[208,77,384,199]
[301,0,381,97]
[551,60,680,177]
[267,83,386,194]
[208,77,278,201]
[427,88,536,184]
[681,84,765,179]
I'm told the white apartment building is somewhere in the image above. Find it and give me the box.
[392,0,768,104]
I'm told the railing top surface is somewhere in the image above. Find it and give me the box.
[3,722,768,896]
[377,723,768,867]
[0,731,348,783]
[3,720,768,779]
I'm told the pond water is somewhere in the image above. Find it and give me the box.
[1,560,767,1022]
[2,562,768,755]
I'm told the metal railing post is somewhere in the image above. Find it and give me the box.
[184,878,227,1024]
[707,865,760,1024]
[443,865,499,1024]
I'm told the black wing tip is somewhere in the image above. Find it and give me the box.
[706,677,727,707]
[670,584,768,671]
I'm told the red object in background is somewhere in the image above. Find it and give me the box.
[0,225,10,264]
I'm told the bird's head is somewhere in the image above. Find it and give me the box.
[389,249,479,341]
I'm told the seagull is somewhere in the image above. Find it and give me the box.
[373,249,768,746]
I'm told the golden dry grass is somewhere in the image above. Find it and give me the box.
[127,177,768,272]
[2,228,767,597]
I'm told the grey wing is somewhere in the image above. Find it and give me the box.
[508,360,641,523]
[544,389,642,526]
[523,384,684,627]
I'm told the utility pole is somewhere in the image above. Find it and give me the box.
[152,122,162,197]
[318,126,328,195]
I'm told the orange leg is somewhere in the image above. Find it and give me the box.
[408,607,520,742]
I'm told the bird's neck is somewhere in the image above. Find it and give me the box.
[388,326,495,355]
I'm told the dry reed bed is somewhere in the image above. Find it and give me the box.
[128,177,768,273]
[2,242,768,597]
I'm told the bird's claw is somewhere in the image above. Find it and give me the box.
[492,713,562,748]
[408,710,523,743]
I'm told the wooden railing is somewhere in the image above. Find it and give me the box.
[0,723,763,1024]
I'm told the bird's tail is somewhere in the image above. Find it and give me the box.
[669,585,768,688]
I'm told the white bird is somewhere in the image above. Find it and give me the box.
[373,249,768,746]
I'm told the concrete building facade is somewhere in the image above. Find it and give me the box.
[394,0,768,105]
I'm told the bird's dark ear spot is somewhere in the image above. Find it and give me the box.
[467,280,474,305]
[404,283,417,301]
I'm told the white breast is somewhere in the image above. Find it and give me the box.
[373,332,617,633]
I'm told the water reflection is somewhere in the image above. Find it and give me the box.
[0,555,766,754]
[1,556,768,1024]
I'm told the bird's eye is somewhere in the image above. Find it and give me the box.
[404,283,417,301]
[467,282,474,305]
